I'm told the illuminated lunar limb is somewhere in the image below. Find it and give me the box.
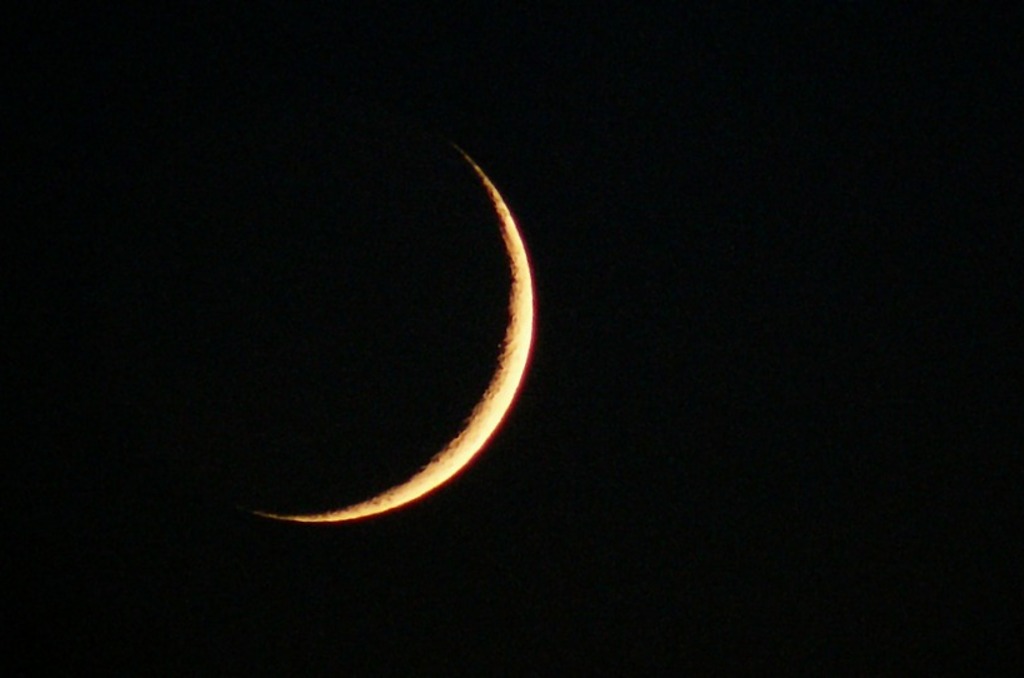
[252,147,534,523]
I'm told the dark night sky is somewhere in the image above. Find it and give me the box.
[9,4,1022,674]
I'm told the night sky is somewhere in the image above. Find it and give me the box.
[10,5,1021,673]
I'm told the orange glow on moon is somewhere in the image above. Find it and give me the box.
[252,147,534,523]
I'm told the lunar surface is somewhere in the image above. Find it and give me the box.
[252,147,534,523]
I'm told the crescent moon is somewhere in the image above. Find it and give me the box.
[252,147,535,523]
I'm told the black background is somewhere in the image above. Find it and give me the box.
[9,4,1022,674]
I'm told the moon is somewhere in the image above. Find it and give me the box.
[251,147,535,523]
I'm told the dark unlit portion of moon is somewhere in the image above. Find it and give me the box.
[57,102,511,512]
